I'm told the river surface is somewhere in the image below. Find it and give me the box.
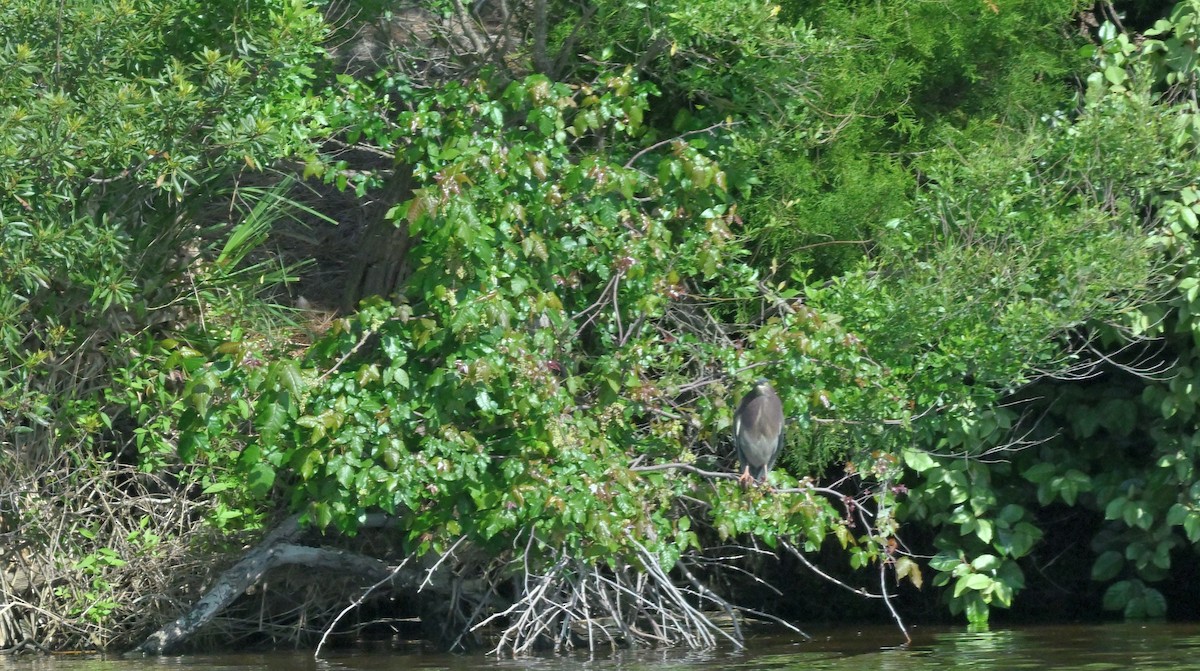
[2,623,1198,670]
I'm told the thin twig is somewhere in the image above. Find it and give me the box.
[781,540,883,599]
[420,536,467,592]
[879,558,912,646]
[314,554,415,658]
[314,320,376,385]
[623,122,737,169]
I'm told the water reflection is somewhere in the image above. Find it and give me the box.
[2,623,1200,670]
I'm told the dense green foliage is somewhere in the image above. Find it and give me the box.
[4,0,1200,653]
[888,2,1200,624]
[979,2,1200,621]
[0,0,325,459]
[0,1,329,644]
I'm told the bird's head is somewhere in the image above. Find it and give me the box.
[753,378,775,394]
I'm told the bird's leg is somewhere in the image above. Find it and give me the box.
[758,472,776,492]
[738,466,753,488]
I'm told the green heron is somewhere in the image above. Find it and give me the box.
[733,378,784,485]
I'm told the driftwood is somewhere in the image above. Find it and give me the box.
[130,514,419,655]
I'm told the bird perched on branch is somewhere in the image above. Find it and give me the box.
[733,378,784,486]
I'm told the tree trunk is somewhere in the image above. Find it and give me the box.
[342,167,415,310]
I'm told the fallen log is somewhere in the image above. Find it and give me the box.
[130,514,418,654]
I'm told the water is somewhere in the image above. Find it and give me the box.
[2,623,1198,670]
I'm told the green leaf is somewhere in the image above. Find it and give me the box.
[202,481,233,494]
[1092,550,1124,581]
[1022,462,1056,484]
[964,595,990,626]
[954,572,992,597]
[1167,503,1188,525]
[1103,64,1127,85]
[975,518,994,544]
[392,367,411,389]
[997,504,1025,525]
[991,580,1014,607]
[271,360,305,397]
[476,389,499,413]
[929,552,962,572]
[1185,514,1200,543]
[247,463,276,498]
[970,554,999,572]
[1130,587,1167,619]
[1002,522,1042,558]
[964,572,993,591]
[1104,496,1128,521]
[1151,540,1172,570]
[356,364,381,387]
[903,448,937,473]
[1103,579,1133,611]
[255,394,291,442]
[1123,501,1153,530]
[177,430,202,463]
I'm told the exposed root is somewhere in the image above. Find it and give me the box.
[466,533,798,656]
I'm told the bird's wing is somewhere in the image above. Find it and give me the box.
[769,422,784,470]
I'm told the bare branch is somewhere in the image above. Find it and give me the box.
[780,539,883,600]
[623,122,736,169]
[314,553,416,657]
[879,558,912,646]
